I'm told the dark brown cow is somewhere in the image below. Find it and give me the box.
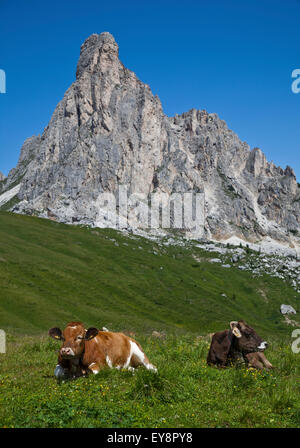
[49,321,157,379]
[207,320,273,369]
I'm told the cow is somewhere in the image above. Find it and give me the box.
[49,321,157,379]
[207,320,273,369]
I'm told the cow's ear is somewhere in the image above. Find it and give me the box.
[49,327,63,340]
[230,321,242,338]
[238,320,247,331]
[85,327,99,341]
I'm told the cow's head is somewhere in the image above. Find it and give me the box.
[230,320,268,353]
[49,322,99,359]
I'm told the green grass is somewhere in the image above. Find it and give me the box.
[0,211,298,337]
[0,211,299,428]
[0,334,299,428]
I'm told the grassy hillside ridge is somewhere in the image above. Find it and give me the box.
[0,211,298,339]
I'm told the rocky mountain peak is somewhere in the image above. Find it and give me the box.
[76,32,119,79]
[1,32,299,250]
[284,165,296,178]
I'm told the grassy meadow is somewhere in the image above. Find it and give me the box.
[0,334,299,428]
[0,211,299,428]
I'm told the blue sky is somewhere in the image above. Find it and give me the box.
[0,0,299,179]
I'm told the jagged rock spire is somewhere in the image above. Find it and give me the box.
[1,32,299,247]
[76,32,119,79]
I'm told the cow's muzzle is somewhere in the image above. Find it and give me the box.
[257,341,268,351]
[60,347,76,358]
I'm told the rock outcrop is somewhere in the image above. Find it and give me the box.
[1,32,299,247]
[280,304,297,315]
[0,171,6,194]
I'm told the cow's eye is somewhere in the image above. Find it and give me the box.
[77,336,83,340]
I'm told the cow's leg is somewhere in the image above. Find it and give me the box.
[254,359,264,370]
[258,352,273,369]
[219,352,231,368]
[218,362,228,368]
[141,353,157,373]
[88,362,102,374]
[207,347,216,366]
[207,349,227,368]
[247,353,264,370]
[129,341,157,373]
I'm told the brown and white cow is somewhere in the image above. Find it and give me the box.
[207,320,273,369]
[49,321,157,379]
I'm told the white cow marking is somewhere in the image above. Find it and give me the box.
[127,341,145,367]
[258,341,267,350]
[90,341,157,373]
[106,355,113,369]
[127,341,157,372]
[88,362,99,374]
[146,363,158,373]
